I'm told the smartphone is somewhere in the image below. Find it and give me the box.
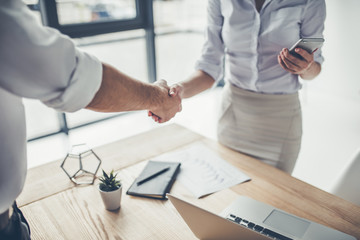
[289,38,324,59]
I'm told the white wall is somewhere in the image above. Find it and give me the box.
[292,0,360,192]
[310,0,360,101]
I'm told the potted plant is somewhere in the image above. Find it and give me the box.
[98,169,122,211]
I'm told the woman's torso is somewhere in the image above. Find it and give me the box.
[219,0,325,94]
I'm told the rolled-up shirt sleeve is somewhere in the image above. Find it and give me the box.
[0,0,102,112]
[195,0,225,83]
[42,49,102,112]
[301,0,326,65]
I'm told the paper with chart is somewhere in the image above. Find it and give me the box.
[153,142,251,198]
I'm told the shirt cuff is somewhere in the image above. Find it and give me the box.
[42,49,102,112]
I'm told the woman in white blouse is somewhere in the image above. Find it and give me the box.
[151,0,326,174]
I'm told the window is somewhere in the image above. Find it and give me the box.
[26,0,155,141]
[56,0,137,25]
[25,0,208,142]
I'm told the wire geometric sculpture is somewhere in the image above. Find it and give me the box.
[60,144,102,185]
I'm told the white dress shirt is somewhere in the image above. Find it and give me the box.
[0,0,102,213]
[196,0,326,94]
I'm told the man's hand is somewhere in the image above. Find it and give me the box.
[277,48,321,80]
[148,80,182,123]
[148,71,215,123]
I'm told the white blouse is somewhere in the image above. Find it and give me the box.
[196,0,326,94]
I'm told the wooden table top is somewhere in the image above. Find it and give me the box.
[18,124,360,239]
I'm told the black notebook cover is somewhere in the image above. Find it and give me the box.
[126,160,181,200]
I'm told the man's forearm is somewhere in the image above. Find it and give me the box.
[86,63,181,123]
[87,63,163,112]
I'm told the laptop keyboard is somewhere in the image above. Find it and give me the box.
[226,214,293,240]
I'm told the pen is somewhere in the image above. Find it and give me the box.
[136,167,170,186]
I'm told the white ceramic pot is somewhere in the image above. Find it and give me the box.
[98,185,122,211]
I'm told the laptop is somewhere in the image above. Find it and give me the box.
[167,194,356,240]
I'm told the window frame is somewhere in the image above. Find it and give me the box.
[39,0,151,38]
[38,0,156,84]
[27,0,157,142]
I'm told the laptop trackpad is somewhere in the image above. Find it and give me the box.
[263,210,311,238]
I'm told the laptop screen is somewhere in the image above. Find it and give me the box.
[263,210,311,238]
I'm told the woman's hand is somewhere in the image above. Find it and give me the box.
[277,48,320,80]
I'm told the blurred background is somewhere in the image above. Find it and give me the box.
[23,0,360,194]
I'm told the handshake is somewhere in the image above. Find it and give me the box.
[148,79,184,124]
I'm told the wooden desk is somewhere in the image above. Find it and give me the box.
[18,124,360,239]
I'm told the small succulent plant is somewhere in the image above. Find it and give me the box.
[99,170,121,192]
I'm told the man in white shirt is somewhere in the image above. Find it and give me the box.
[0,1,181,239]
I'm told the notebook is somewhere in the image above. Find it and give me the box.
[126,160,181,200]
